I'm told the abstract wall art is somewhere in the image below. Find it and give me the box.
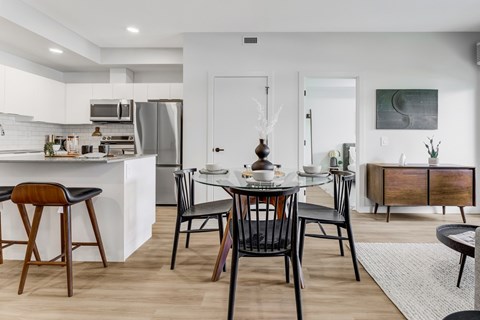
[376,89,438,129]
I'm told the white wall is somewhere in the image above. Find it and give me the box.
[183,32,480,213]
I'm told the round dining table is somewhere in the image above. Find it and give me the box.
[193,168,332,281]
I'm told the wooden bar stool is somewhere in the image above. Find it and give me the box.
[11,182,108,297]
[0,186,41,264]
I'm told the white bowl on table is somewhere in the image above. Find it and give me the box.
[252,170,274,182]
[206,163,222,172]
[303,165,322,174]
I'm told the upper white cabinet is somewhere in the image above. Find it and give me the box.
[4,66,65,122]
[170,83,183,99]
[92,83,113,99]
[66,84,92,124]
[113,84,134,99]
[147,83,170,99]
[0,65,5,113]
[133,84,148,102]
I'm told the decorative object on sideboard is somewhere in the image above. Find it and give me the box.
[251,98,282,171]
[424,136,441,166]
[376,89,438,129]
[328,150,342,168]
[92,126,102,136]
[399,153,407,166]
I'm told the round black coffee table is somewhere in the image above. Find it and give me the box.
[443,310,480,320]
[436,224,478,287]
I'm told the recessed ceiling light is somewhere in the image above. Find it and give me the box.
[49,48,63,54]
[126,26,139,34]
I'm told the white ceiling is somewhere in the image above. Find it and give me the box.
[1,0,479,72]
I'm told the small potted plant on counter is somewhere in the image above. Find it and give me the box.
[424,136,441,165]
[44,142,55,157]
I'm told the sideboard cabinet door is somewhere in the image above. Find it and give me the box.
[384,169,428,206]
[429,169,474,206]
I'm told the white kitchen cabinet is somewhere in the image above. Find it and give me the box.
[0,65,5,113]
[113,83,134,99]
[170,83,183,99]
[34,77,65,123]
[92,83,113,99]
[147,83,170,100]
[133,83,148,102]
[65,84,92,124]
[4,66,65,122]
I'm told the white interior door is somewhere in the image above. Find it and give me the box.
[209,75,270,200]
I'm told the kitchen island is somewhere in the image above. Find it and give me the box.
[0,154,156,262]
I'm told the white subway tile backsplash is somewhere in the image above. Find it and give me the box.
[0,114,134,151]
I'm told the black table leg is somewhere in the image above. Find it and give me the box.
[457,253,467,288]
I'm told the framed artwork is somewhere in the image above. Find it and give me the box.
[376,89,438,129]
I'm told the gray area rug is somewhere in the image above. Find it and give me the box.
[356,243,474,320]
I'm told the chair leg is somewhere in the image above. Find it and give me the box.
[17,204,41,262]
[284,256,290,283]
[227,244,239,320]
[345,224,360,281]
[291,251,303,320]
[185,220,193,248]
[337,226,344,256]
[170,214,183,270]
[85,199,108,267]
[18,205,43,295]
[63,205,73,297]
[0,210,3,264]
[299,218,306,264]
[218,214,226,272]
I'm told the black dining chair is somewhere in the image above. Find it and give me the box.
[298,170,360,281]
[227,186,302,320]
[171,168,231,270]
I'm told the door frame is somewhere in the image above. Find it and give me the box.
[298,72,362,207]
[207,72,274,165]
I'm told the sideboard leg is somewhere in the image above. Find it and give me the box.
[459,206,466,223]
[442,206,446,215]
[374,203,378,214]
[386,206,391,223]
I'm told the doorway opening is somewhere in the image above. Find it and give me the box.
[302,77,357,208]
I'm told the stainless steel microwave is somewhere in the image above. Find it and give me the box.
[90,99,134,122]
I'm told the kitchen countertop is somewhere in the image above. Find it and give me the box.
[0,154,156,163]
[0,149,43,154]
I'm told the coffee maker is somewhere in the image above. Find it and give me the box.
[54,136,67,151]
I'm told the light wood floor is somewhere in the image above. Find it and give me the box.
[0,187,478,319]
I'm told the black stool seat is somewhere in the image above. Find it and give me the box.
[184,199,231,218]
[299,202,331,212]
[65,187,102,204]
[12,182,102,206]
[0,186,14,202]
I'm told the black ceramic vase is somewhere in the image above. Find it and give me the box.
[252,139,274,170]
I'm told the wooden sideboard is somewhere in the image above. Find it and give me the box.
[367,163,476,222]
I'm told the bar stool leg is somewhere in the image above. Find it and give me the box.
[17,204,41,262]
[18,205,44,295]
[62,205,73,297]
[85,199,108,267]
[60,211,65,262]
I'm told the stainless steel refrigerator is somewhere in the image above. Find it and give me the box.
[134,100,182,205]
